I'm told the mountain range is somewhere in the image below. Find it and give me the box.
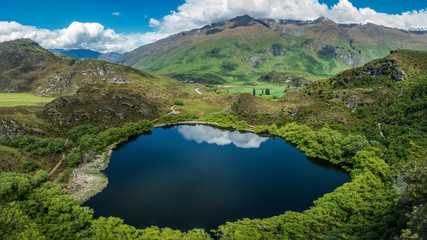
[116,15,427,83]
[49,49,121,62]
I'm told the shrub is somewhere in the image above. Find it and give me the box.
[174,99,184,106]
[64,148,83,167]
[21,161,38,172]
[66,125,100,143]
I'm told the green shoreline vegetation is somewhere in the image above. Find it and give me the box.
[1,106,425,239]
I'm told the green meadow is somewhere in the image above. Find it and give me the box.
[0,93,56,107]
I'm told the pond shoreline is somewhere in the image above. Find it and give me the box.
[68,144,115,204]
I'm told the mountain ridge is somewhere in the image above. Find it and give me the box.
[49,49,121,62]
[116,15,427,83]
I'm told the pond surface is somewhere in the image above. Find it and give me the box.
[84,125,350,231]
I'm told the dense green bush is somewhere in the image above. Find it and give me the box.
[20,161,39,172]
[64,148,83,167]
[66,125,100,143]
[174,99,184,106]
[0,134,65,156]
[199,112,249,130]
[158,112,198,124]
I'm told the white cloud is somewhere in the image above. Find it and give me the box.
[151,0,427,33]
[0,21,167,53]
[178,125,268,149]
[149,18,161,28]
[112,12,120,16]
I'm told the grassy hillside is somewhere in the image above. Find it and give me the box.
[118,16,427,84]
[139,35,350,82]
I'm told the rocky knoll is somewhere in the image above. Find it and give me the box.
[0,39,178,98]
[42,85,164,128]
[0,39,186,129]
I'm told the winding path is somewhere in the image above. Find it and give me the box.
[169,105,179,115]
[49,154,65,176]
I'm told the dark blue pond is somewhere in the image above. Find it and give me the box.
[84,125,350,231]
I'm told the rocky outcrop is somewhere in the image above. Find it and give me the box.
[258,73,309,87]
[0,39,165,97]
[42,85,164,128]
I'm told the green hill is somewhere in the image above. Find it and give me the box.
[0,39,195,130]
[117,15,427,84]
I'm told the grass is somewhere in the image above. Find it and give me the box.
[0,93,56,107]
[138,35,351,83]
[179,99,223,116]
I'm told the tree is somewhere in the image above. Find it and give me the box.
[0,202,45,240]
[174,99,184,106]
[252,88,256,96]
[65,148,83,167]
[66,125,100,143]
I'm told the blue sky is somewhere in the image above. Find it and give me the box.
[1,0,425,33]
[1,0,185,33]
[0,0,426,52]
[319,0,426,15]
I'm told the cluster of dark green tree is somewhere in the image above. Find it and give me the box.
[64,120,154,167]
[0,134,65,156]
[0,171,211,239]
[252,88,271,96]
[198,112,249,130]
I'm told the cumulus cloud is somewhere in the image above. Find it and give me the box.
[149,18,161,28]
[0,21,167,53]
[112,12,120,16]
[178,125,268,149]
[151,0,427,33]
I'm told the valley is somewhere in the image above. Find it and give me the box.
[0,13,426,240]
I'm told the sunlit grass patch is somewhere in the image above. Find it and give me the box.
[179,99,223,116]
[0,93,56,107]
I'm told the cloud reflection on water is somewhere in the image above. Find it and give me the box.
[178,125,268,149]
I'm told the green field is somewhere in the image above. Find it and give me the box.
[216,81,299,97]
[0,93,56,107]
[179,99,223,115]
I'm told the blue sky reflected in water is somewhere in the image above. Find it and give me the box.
[178,125,268,149]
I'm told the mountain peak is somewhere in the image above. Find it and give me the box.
[315,17,330,22]
[227,15,269,29]
[313,17,337,25]
[230,15,255,22]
